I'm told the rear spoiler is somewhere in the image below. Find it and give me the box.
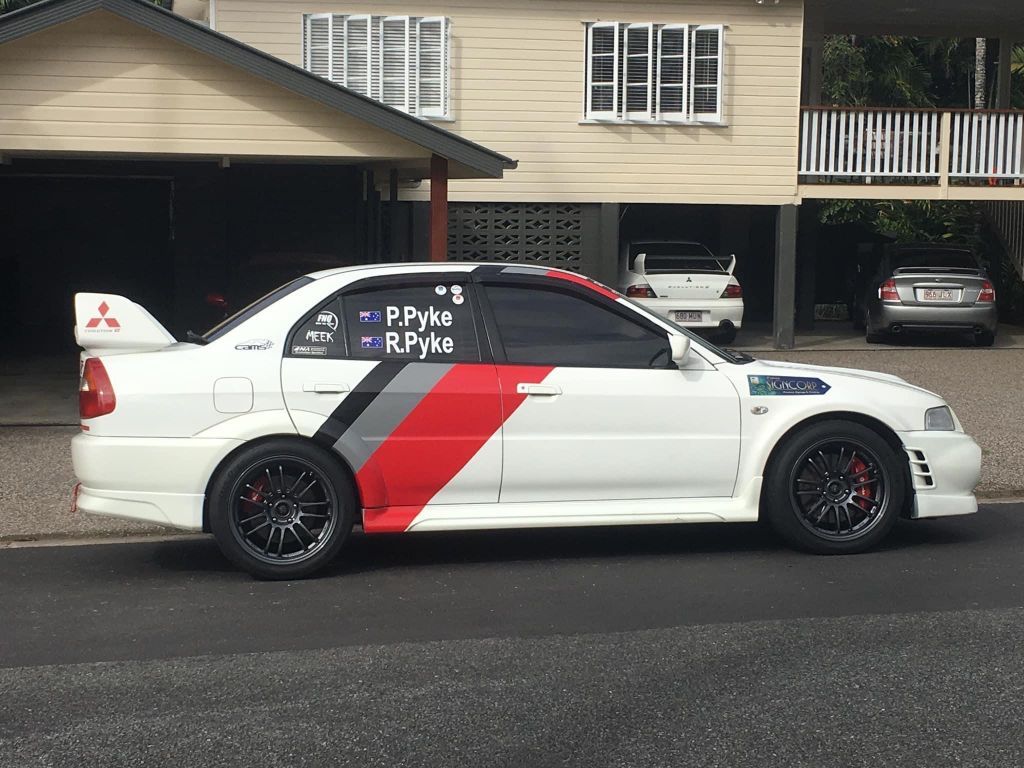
[634,253,737,275]
[74,292,176,355]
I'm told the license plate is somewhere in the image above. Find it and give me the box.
[673,311,703,323]
[920,289,955,302]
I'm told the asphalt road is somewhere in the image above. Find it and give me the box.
[2,504,1023,768]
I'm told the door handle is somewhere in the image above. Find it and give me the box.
[517,383,561,396]
[303,383,350,394]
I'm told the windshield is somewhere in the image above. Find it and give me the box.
[204,276,313,341]
[891,249,978,271]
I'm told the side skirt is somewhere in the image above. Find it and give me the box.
[363,478,763,533]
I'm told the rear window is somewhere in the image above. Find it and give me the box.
[891,249,978,271]
[204,277,313,341]
[628,243,725,273]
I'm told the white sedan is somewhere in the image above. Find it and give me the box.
[620,240,744,343]
[73,263,981,579]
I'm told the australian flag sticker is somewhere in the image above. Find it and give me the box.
[361,336,383,349]
[748,375,831,396]
[359,310,382,323]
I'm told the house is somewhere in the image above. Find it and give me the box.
[0,0,1022,361]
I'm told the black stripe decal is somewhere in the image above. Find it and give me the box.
[311,362,408,449]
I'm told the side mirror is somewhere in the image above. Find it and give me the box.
[669,335,690,366]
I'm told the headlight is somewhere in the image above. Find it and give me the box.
[925,406,955,431]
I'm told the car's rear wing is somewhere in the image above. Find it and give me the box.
[634,252,737,276]
[74,292,176,355]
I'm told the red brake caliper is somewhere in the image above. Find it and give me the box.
[849,458,872,511]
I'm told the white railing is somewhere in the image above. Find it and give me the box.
[950,111,1024,180]
[800,107,941,179]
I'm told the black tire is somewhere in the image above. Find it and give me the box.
[865,329,886,344]
[763,420,906,555]
[209,439,356,579]
[974,331,996,347]
[718,326,738,345]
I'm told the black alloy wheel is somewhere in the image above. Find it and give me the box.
[209,440,354,579]
[764,420,905,554]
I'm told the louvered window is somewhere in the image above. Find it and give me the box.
[302,14,450,119]
[584,22,724,123]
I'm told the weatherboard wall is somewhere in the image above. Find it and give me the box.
[215,0,805,204]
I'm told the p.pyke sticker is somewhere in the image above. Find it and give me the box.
[748,375,831,397]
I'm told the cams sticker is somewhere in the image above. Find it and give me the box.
[235,339,273,351]
[748,375,831,396]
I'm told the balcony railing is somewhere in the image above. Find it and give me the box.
[800,107,1024,186]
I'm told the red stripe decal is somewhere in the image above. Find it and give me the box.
[360,363,553,533]
[545,270,621,300]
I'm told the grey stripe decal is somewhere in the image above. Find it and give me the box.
[333,362,454,471]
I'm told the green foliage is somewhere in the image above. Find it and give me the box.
[818,200,983,248]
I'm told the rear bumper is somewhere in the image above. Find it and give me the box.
[899,430,982,519]
[71,433,241,530]
[870,302,998,334]
[635,298,744,329]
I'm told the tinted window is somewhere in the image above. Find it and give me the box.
[343,282,480,362]
[205,277,313,341]
[290,297,347,357]
[891,249,978,271]
[485,284,669,368]
[629,242,723,272]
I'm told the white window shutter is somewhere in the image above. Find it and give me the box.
[691,24,724,122]
[623,23,653,120]
[417,17,449,118]
[329,14,344,83]
[304,14,331,79]
[586,22,619,119]
[656,24,688,120]
[381,16,411,111]
[343,14,371,96]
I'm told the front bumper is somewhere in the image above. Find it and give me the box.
[635,297,744,329]
[870,302,998,334]
[71,433,241,530]
[899,430,982,518]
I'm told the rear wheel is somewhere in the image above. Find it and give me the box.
[974,331,995,347]
[764,420,905,554]
[865,329,886,344]
[209,439,355,579]
[718,325,738,345]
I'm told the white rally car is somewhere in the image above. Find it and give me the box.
[73,263,981,579]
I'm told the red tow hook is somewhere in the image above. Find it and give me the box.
[70,482,82,514]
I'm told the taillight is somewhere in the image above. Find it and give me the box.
[978,280,996,303]
[80,358,116,420]
[879,278,899,302]
[626,284,657,298]
[721,282,742,299]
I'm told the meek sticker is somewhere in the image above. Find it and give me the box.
[748,375,831,397]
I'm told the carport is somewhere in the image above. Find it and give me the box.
[0,0,514,366]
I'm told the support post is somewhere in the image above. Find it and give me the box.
[939,111,951,197]
[595,203,620,286]
[773,204,798,350]
[429,154,448,262]
[997,37,1014,109]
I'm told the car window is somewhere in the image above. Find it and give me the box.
[628,242,719,272]
[205,277,313,342]
[484,283,669,368]
[289,280,481,362]
[891,249,978,270]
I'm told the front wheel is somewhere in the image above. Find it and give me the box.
[209,439,355,579]
[763,420,906,554]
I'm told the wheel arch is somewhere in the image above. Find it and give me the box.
[201,434,362,533]
[759,411,915,519]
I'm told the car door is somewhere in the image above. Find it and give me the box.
[280,273,503,532]
[478,275,742,503]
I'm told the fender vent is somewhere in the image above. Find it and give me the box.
[904,448,934,489]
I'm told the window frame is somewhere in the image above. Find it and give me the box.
[300,13,452,120]
[474,274,673,370]
[284,273,490,363]
[582,20,725,125]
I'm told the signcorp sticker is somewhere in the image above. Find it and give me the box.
[292,345,327,356]
[748,375,831,396]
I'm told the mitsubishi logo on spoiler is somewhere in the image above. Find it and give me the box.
[86,301,120,330]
